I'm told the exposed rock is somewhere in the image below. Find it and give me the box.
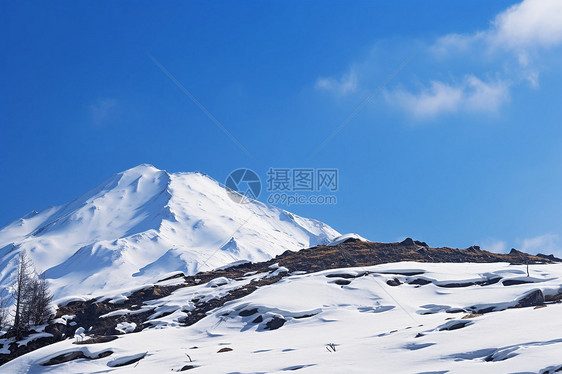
[180,365,197,371]
[217,347,233,353]
[445,308,465,314]
[537,253,562,262]
[478,277,502,286]
[400,238,416,247]
[438,320,472,331]
[378,270,425,276]
[265,317,286,330]
[408,278,432,286]
[42,350,113,366]
[43,351,87,366]
[515,289,545,308]
[239,308,258,317]
[293,313,318,319]
[386,278,402,287]
[157,272,186,283]
[545,288,562,302]
[325,272,365,279]
[472,306,496,314]
[503,279,534,286]
[509,248,525,256]
[107,353,146,367]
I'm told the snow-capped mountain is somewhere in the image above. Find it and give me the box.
[0,164,340,300]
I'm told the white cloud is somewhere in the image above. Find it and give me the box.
[477,239,508,253]
[316,69,358,95]
[431,32,486,57]
[519,233,561,254]
[387,81,462,118]
[89,98,118,126]
[318,0,562,120]
[492,0,562,49]
[388,0,562,118]
[433,0,562,55]
[386,75,510,118]
[465,76,510,111]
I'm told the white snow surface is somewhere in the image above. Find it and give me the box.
[2,262,562,373]
[0,165,339,300]
[326,233,368,246]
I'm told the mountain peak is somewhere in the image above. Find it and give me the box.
[117,164,168,183]
[121,163,161,174]
[0,166,340,300]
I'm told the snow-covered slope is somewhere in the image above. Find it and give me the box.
[3,262,562,373]
[0,164,339,300]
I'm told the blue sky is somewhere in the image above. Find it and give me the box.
[2,0,562,255]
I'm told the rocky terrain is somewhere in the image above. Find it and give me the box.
[1,237,560,372]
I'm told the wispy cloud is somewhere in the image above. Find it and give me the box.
[519,233,561,255]
[477,234,562,256]
[477,239,508,253]
[432,0,562,61]
[385,76,510,118]
[391,0,562,118]
[318,0,562,119]
[89,98,118,126]
[386,80,462,118]
[316,69,358,96]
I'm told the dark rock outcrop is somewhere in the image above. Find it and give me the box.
[516,289,545,308]
[537,253,562,262]
[265,317,286,330]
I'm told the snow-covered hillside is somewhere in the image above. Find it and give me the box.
[2,261,562,373]
[0,165,339,300]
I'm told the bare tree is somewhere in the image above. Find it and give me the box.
[26,275,53,326]
[10,251,53,339]
[0,289,8,334]
[11,251,33,339]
